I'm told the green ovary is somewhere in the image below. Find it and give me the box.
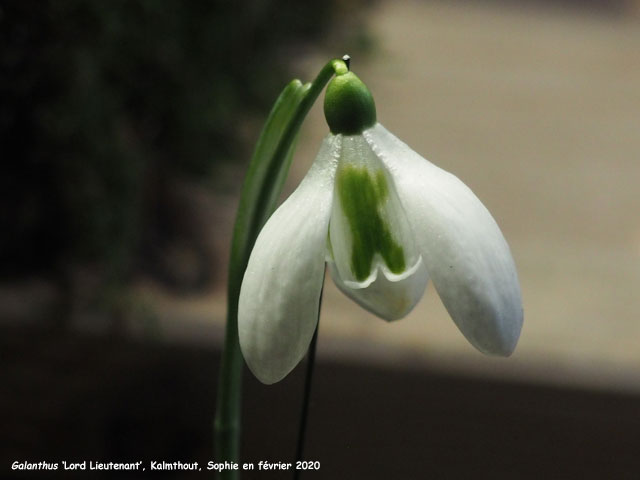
[336,165,406,281]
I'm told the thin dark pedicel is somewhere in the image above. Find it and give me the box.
[293,268,325,479]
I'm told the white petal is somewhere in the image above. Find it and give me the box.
[328,134,421,285]
[328,256,429,321]
[238,135,339,384]
[326,134,429,320]
[364,124,523,355]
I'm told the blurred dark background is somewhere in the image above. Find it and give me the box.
[0,0,371,322]
[3,0,640,478]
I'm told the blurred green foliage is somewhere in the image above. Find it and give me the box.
[0,0,369,288]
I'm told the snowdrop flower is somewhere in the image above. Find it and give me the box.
[239,71,523,384]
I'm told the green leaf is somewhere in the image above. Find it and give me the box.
[229,79,309,290]
[215,79,309,477]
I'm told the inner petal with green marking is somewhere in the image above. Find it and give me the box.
[328,135,419,286]
[336,165,405,281]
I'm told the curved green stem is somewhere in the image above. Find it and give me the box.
[214,57,349,479]
[249,57,349,244]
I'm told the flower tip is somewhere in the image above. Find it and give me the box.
[239,325,302,385]
[471,308,523,358]
[244,360,284,386]
[485,335,518,358]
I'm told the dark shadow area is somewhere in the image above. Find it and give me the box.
[0,0,373,323]
[3,325,640,479]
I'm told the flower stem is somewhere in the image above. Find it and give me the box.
[253,57,349,221]
[293,270,325,479]
[214,58,349,479]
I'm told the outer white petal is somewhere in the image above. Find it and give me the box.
[364,123,523,356]
[238,135,339,384]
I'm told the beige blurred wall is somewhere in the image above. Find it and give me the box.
[147,1,640,391]
[287,1,640,389]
